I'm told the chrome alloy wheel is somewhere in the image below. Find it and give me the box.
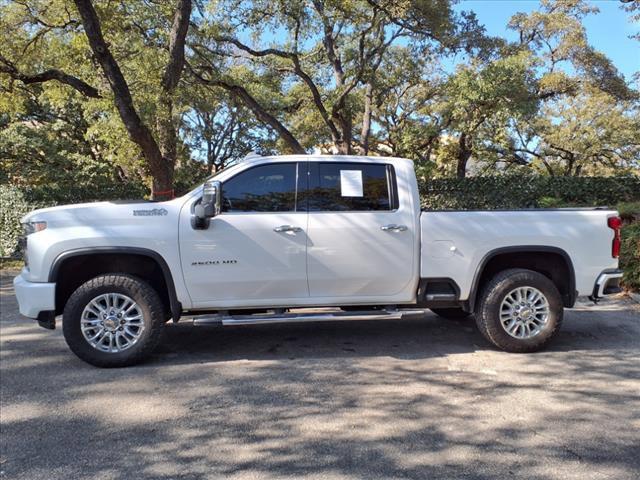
[80,293,145,353]
[499,286,550,339]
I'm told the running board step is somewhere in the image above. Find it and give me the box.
[190,309,427,326]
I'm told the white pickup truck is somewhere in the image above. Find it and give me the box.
[14,155,624,367]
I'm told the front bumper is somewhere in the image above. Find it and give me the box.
[13,272,56,319]
[590,269,624,300]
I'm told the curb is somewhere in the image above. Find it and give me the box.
[627,292,640,304]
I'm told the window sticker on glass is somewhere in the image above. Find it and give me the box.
[340,170,363,197]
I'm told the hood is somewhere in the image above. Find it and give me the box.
[21,199,179,226]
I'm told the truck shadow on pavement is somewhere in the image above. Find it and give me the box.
[154,316,485,364]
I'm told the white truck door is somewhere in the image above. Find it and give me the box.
[305,161,417,302]
[180,161,309,307]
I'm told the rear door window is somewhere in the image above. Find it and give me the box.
[307,162,396,211]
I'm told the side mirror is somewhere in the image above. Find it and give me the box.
[192,180,221,229]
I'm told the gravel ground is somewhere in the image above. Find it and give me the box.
[1,269,639,480]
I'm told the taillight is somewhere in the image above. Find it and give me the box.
[607,216,622,258]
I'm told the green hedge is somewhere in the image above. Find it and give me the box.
[618,201,640,223]
[620,223,640,291]
[420,175,640,210]
[0,185,39,258]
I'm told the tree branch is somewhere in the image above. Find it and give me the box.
[214,35,341,143]
[311,0,345,86]
[0,55,100,98]
[188,62,305,154]
[214,35,296,60]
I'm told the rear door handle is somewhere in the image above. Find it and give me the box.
[381,224,408,232]
[274,225,303,233]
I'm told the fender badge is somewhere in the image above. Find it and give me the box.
[133,208,168,216]
[192,260,238,266]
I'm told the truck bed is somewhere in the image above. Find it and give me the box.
[420,209,618,301]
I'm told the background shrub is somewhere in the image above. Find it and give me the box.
[617,201,640,223]
[620,223,640,291]
[0,185,37,258]
[419,175,640,210]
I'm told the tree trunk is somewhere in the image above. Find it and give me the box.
[456,132,472,178]
[154,95,177,198]
[333,113,352,155]
[74,0,168,196]
[574,164,582,176]
[360,82,374,155]
[153,0,192,200]
[74,0,191,201]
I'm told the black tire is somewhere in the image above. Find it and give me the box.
[62,274,165,367]
[430,307,472,319]
[475,268,563,353]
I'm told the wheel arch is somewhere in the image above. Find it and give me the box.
[49,247,182,321]
[468,246,576,312]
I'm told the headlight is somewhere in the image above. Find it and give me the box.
[23,221,47,235]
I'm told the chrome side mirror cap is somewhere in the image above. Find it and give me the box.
[192,180,222,229]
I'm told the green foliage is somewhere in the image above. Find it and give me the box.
[620,223,640,291]
[527,89,640,175]
[617,201,640,223]
[0,103,143,191]
[0,185,34,258]
[203,0,474,155]
[420,175,640,210]
[445,52,538,129]
[536,196,568,208]
[0,258,23,270]
[468,1,640,176]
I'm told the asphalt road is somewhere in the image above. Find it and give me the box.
[1,269,639,480]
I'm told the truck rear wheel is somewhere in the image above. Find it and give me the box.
[475,268,563,353]
[62,274,165,367]
[430,308,471,319]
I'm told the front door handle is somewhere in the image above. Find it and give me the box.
[274,225,303,233]
[381,224,408,232]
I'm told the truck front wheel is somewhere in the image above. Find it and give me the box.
[62,274,165,367]
[475,269,563,353]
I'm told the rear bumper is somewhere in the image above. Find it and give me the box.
[13,272,56,319]
[590,269,624,300]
